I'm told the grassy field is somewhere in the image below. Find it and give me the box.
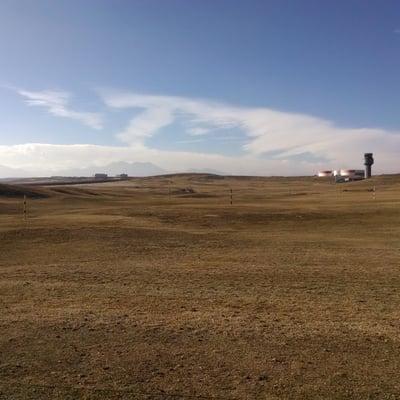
[1,174,400,399]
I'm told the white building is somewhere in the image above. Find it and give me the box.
[317,170,333,177]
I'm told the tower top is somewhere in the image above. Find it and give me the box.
[364,153,374,166]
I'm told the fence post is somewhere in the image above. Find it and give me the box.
[23,195,27,221]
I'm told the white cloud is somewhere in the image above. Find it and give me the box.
[1,89,400,176]
[176,138,204,144]
[17,89,103,130]
[187,127,211,136]
[0,143,323,177]
[101,90,400,172]
[116,107,174,145]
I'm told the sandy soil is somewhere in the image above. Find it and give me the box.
[1,174,399,399]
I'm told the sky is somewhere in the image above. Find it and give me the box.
[0,0,399,176]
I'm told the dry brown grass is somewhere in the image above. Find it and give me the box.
[1,174,400,399]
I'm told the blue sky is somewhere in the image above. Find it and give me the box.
[0,0,399,175]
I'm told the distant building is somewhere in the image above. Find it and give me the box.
[318,153,374,183]
[94,173,108,180]
[364,153,374,179]
[317,170,333,177]
[117,173,128,179]
[335,169,365,183]
[317,169,365,182]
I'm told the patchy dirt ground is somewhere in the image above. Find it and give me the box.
[1,174,400,399]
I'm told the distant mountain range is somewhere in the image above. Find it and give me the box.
[0,161,165,179]
[57,161,166,177]
[0,161,226,180]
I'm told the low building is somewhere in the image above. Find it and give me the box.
[317,170,333,177]
[94,173,108,180]
[335,169,364,183]
[117,173,128,179]
[319,154,373,183]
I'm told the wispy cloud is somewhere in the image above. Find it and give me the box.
[17,89,103,129]
[0,142,319,177]
[101,90,400,171]
[116,107,173,145]
[176,138,204,144]
[101,90,239,145]
[1,89,400,176]
[187,127,211,136]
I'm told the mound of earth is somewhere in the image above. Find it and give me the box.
[172,187,196,195]
[0,183,49,199]
[180,192,216,198]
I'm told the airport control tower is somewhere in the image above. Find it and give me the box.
[364,153,374,179]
